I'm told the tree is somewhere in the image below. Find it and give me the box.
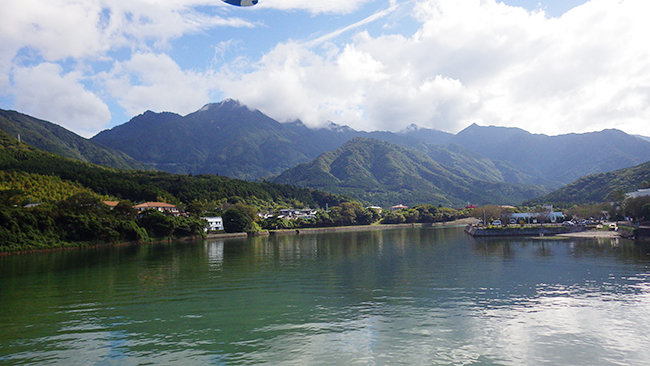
[223,206,259,233]
[642,203,650,221]
[624,196,650,221]
[113,200,136,216]
[0,189,25,207]
[382,211,406,224]
[139,210,176,238]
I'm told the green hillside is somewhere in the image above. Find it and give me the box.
[0,171,101,204]
[274,137,547,207]
[527,160,650,206]
[0,109,152,171]
[0,130,345,210]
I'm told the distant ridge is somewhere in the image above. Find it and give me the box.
[527,160,650,206]
[635,135,650,143]
[450,124,650,185]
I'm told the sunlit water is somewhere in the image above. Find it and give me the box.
[2,227,650,365]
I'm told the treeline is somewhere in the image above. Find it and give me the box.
[224,202,469,233]
[0,193,205,252]
[381,204,468,224]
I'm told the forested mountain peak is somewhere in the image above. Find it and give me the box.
[273,137,546,207]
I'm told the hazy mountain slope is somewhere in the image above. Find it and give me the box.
[273,137,547,207]
[452,124,650,185]
[398,124,455,145]
[0,109,152,171]
[93,100,344,179]
[528,160,650,206]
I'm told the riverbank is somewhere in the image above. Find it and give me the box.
[266,217,480,236]
[465,224,585,237]
[203,218,480,239]
[3,218,480,256]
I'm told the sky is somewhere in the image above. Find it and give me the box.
[1,0,649,138]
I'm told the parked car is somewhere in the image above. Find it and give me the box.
[491,220,502,226]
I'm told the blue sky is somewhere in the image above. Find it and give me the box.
[1,0,649,138]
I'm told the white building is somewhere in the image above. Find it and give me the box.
[202,216,224,232]
[508,211,564,224]
[626,188,650,199]
[134,202,179,215]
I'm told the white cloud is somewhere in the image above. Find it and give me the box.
[260,0,375,15]
[0,0,255,135]
[216,0,650,136]
[105,52,215,116]
[0,0,255,63]
[12,63,111,137]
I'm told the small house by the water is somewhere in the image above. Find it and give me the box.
[202,216,224,232]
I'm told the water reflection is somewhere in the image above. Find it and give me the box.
[2,227,650,365]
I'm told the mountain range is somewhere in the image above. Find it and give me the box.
[91,100,440,180]
[91,100,650,187]
[3,99,650,207]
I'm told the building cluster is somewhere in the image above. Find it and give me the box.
[626,188,650,199]
[103,201,224,232]
[274,208,318,220]
[502,205,564,225]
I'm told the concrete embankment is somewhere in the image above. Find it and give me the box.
[269,218,479,236]
[465,224,586,237]
[205,218,480,239]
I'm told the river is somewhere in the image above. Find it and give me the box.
[1,226,650,365]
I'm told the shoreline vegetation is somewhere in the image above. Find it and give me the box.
[1,218,480,257]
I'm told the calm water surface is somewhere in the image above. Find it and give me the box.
[2,227,650,365]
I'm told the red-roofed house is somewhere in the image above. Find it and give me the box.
[390,204,408,212]
[103,201,120,208]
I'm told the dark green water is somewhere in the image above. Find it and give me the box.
[2,226,650,365]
